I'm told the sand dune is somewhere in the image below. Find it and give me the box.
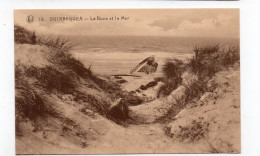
[15,26,240,154]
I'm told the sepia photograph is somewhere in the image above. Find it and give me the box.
[14,9,240,154]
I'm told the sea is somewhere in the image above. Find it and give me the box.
[69,36,239,75]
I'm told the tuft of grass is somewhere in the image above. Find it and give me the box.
[188,43,239,79]
[35,34,92,78]
[155,96,186,123]
[91,75,122,96]
[15,74,46,136]
[37,35,75,53]
[52,51,92,78]
[184,79,212,102]
[15,64,45,119]
[15,26,92,80]
[25,66,75,93]
[188,44,221,78]
[73,90,110,116]
[157,59,183,97]
[164,120,210,142]
[15,81,45,120]
[193,43,220,58]
[157,83,177,98]
[162,59,184,79]
[220,45,240,67]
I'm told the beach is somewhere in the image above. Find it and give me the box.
[71,36,238,75]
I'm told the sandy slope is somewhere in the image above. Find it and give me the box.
[165,66,240,153]
[15,44,112,154]
[84,67,240,154]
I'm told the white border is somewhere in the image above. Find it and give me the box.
[1,0,260,156]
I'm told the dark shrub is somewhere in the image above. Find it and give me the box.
[140,81,157,90]
[109,100,129,121]
[16,84,45,120]
[116,79,128,84]
[154,77,164,82]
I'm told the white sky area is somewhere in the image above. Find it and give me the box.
[14,9,239,38]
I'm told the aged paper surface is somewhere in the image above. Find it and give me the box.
[14,9,240,154]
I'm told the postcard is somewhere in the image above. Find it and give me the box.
[14,9,240,154]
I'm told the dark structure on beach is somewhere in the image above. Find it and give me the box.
[130,56,158,74]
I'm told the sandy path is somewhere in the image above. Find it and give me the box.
[86,122,191,154]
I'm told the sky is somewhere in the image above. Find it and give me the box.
[14,9,239,38]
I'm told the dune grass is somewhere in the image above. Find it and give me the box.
[220,45,240,67]
[25,66,76,93]
[15,78,45,120]
[183,43,239,102]
[36,35,75,53]
[15,65,50,135]
[188,43,239,78]
[157,59,184,97]
[186,43,239,100]
[157,43,239,124]
[161,43,239,141]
